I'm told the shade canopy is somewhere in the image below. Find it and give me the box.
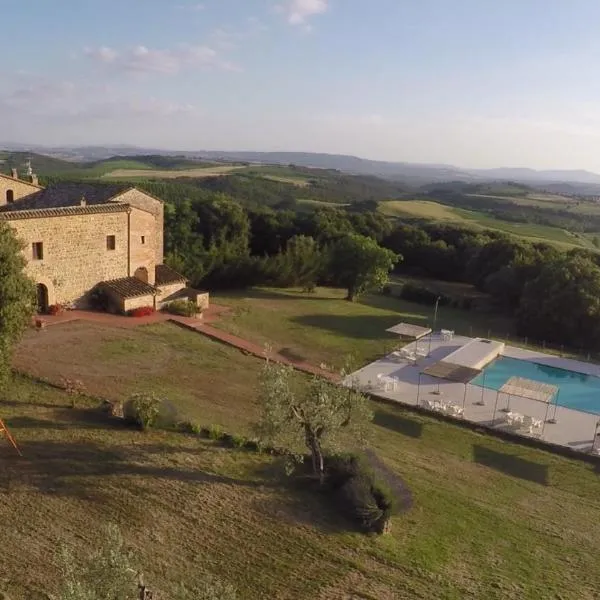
[386,323,432,340]
[499,376,558,404]
[422,361,482,384]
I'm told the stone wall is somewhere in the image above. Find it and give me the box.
[196,292,210,311]
[129,207,157,285]
[123,294,156,312]
[114,189,164,266]
[156,282,188,308]
[0,175,42,206]
[9,212,129,306]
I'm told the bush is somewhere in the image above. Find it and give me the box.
[164,299,199,317]
[89,287,111,312]
[399,283,450,306]
[207,424,225,441]
[128,306,155,318]
[47,304,63,316]
[178,420,203,435]
[123,392,163,430]
[325,453,397,534]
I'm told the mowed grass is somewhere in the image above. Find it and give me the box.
[380,199,587,248]
[13,321,262,433]
[3,317,600,598]
[211,287,513,370]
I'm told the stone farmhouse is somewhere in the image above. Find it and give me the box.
[0,168,208,314]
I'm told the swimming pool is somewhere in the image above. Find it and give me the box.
[470,356,600,415]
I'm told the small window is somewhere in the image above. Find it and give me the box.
[6,190,14,204]
[106,235,116,251]
[32,242,43,260]
[141,236,146,245]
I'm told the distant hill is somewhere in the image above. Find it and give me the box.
[0,151,80,176]
[4,143,600,193]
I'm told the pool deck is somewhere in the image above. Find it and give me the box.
[441,337,505,370]
[348,334,600,454]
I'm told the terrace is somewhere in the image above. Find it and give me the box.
[348,332,600,454]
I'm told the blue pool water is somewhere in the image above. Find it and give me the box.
[470,356,600,415]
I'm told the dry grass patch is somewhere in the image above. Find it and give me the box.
[13,321,262,433]
[101,165,246,179]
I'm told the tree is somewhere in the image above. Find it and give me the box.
[0,222,35,385]
[517,254,600,349]
[256,362,372,483]
[267,235,324,291]
[328,234,399,301]
[58,524,238,600]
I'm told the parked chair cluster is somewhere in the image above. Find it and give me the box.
[422,398,464,418]
[505,411,543,435]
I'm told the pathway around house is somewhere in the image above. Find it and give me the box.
[33,306,338,381]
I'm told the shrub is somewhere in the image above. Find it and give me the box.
[178,420,203,435]
[207,424,225,441]
[229,434,247,448]
[123,392,163,430]
[128,306,155,318]
[89,287,111,312]
[47,304,63,316]
[399,283,450,306]
[163,299,199,317]
[325,453,397,534]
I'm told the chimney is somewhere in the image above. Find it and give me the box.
[11,168,18,179]
[31,174,39,186]
[80,195,87,207]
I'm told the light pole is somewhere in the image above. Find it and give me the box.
[428,296,441,357]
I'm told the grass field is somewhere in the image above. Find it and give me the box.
[3,304,600,598]
[243,166,314,186]
[380,200,589,248]
[101,165,247,179]
[211,287,514,370]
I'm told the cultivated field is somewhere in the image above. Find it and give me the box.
[101,165,247,179]
[379,200,589,248]
[3,295,600,598]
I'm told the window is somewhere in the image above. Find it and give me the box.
[106,235,116,251]
[6,190,14,204]
[32,242,43,260]
[141,235,146,245]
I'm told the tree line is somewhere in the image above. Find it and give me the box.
[152,184,600,351]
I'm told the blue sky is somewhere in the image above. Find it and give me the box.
[3,0,600,169]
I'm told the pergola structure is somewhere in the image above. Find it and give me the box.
[418,360,482,407]
[492,376,559,434]
[386,323,432,355]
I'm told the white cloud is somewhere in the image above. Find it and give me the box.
[0,77,197,121]
[278,0,328,26]
[84,43,237,75]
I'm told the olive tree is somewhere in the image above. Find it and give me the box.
[256,361,373,483]
[0,222,35,385]
[58,524,237,600]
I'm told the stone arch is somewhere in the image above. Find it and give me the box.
[35,277,56,310]
[6,189,14,204]
[134,267,149,283]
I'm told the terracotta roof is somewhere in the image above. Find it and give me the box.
[0,172,44,190]
[155,264,188,286]
[0,182,129,212]
[100,277,157,299]
[0,203,130,220]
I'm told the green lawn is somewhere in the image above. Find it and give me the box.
[3,319,600,598]
[211,287,514,370]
